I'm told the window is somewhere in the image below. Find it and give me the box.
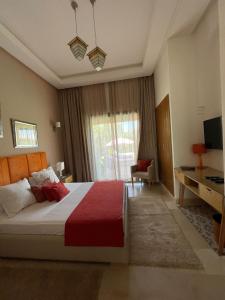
[90,112,139,180]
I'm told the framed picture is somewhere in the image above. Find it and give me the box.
[11,119,38,148]
[0,103,3,138]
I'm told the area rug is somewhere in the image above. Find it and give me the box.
[129,196,168,215]
[129,197,203,269]
[180,204,221,253]
[0,259,107,300]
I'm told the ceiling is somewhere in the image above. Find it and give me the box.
[0,0,210,88]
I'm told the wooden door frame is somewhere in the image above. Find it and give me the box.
[156,95,174,195]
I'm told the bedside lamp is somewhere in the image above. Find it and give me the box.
[192,144,207,169]
[56,161,65,177]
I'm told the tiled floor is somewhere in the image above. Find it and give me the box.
[98,183,225,299]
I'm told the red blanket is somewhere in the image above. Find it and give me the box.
[64,180,125,247]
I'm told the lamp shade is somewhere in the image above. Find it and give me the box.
[68,36,88,61]
[55,122,61,128]
[56,162,65,172]
[87,46,107,71]
[192,144,207,154]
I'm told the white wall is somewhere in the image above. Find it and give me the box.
[168,0,222,172]
[193,0,223,171]
[168,36,199,197]
[168,36,198,169]
[154,45,170,106]
[154,0,223,198]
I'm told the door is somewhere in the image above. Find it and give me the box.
[156,95,174,195]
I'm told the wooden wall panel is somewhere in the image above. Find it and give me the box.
[156,95,174,195]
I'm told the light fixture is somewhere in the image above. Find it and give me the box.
[55,122,61,128]
[87,0,107,71]
[88,46,107,71]
[54,121,61,131]
[68,1,88,61]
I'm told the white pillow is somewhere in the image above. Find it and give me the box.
[0,178,36,218]
[31,166,59,185]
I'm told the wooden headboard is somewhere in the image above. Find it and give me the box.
[0,152,48,186]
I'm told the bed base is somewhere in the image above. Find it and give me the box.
[0,187,129,264]
[0,234,128,263]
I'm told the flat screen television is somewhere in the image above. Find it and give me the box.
[203,117,223,150]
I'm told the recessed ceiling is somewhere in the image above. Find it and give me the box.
[0,0,210,88]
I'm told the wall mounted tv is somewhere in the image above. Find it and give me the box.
[203,117,223,150]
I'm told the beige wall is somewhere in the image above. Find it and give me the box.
[0,48,63,167]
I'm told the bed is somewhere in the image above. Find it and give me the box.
[0,152,128,263]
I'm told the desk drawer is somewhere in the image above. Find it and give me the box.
[199,184,223,213]
[175,171,185,184]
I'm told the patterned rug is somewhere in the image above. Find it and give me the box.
[129,196,203,269]
[180,204,221,253]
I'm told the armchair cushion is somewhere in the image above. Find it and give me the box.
[137,160,152,172]
[132,171,149,179]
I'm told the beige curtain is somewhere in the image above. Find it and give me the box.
[82,83,107,116]
[88,112,139,180]
[81,84,108,179]
[108,76,158,180]
[138,77,158,180]
[59,88,92,182]
[82,82,140,181]
[59,76,158,182]
[108,79,139,113]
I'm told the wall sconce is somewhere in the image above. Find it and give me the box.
[54,122,61,131]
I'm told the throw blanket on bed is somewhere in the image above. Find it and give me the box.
[64,180,125,247]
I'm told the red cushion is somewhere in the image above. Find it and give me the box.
[42,182,70,202]
[31,186,46,203]
[136,160,152,172]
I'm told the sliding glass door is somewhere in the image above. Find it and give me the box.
[90,112,139,180]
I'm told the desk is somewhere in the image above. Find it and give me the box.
[175,167,225,255]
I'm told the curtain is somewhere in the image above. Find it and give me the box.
[59,88,92,182]
[108,79,139,113]
[82,83,139,180]
[108,76,158,180]
[81,84,108,180]
[82,83,107,116]
[59,76,158,182]
[89,112,139,180]
[138,77,158,180]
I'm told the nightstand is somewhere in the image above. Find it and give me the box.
[60,174,73,183]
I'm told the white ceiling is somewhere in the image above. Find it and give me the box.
[0,0,210,88]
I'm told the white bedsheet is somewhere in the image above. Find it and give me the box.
[0,182,94,236]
